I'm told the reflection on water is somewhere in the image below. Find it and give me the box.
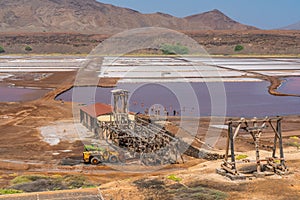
[0,86,51,102]
[56,81,300,117]
[278,77,300,95]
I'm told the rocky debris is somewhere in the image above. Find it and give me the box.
[60,158,81,166]
[178,140,224,161]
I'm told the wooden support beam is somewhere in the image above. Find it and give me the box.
[270,121,278,158]
[277,119,285,166]
[269,121,281,139]
[226,116,282,124]
[254,132,262,173]
[225,121,231,161]
[229,122,237,172]
[233,123,241,140]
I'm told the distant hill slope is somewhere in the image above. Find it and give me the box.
[281,21,300,30]
[184,9,257,30]
[0,0,258,33]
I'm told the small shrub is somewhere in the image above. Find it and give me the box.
[160,43,189,55]
[11,176,32,185]
[51,174,63,179]
[25,45,32,52]
[0,189,23,195]
[10,174,95,192]
[11,175,49,185]
[0,46,5,53]
[234,45,244,52]
[11,175,48,185]
[167,174,182,182]
[290,136,299,140]
[63,175,86,189]
[287,141,300,148]
[81,185,97,189]
[235,154,248,160]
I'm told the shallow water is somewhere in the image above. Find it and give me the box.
[278,77,300,95]
[56,81,300,117]
[0,86,51,102]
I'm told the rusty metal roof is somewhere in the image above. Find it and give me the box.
[80,103,113,118]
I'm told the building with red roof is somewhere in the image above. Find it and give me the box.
[80,103,113,134]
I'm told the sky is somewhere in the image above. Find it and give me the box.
[97,0,300,29]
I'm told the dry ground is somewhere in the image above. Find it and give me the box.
[0,30,300,55]
[0,72,299,199]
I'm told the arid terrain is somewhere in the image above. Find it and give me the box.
[0,70,299,199]
[1,30,300,55]
[0,0,299,56]
[0,0,299,199]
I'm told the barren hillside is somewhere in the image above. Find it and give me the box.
[0,0,257,33]
[185,9,257,30]
[281,21,300,30]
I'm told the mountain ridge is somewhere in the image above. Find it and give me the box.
[0,0,258,33]
[184,9,257,30]
[281,21,300,30]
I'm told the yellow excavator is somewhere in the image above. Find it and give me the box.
[83,144,125,165]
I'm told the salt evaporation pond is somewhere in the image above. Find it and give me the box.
[278,77,300,95]
[0,86,51,102]
[56,81,300,117]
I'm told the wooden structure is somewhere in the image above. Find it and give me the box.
[218,116,288,179]
[100,117,180,165]
[112,89,130,128]
[97,89,181,165]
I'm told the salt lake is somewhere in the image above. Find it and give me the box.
[56,81,300,117]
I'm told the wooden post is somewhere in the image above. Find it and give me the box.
[229,122,236,172]
[225,121,231,162]
[80,110,83,123]
[254,132,261,173]
[277,119,285,166]
[272,122,278,158]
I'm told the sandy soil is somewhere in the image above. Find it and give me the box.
[0,71,300,199]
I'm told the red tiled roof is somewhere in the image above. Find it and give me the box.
[80,103,113,118]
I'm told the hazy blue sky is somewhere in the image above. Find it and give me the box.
[97,0,300,29]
